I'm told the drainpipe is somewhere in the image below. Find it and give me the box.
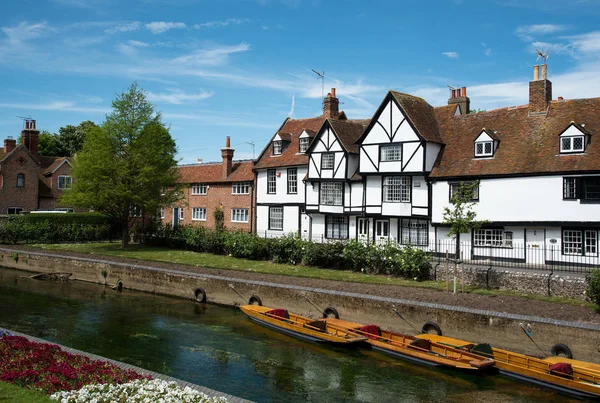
[547,245,554,296]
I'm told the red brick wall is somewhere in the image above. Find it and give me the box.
[0,148,40,213]
[162,181,255,232]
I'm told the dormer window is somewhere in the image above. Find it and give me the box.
[299,137,310,153]
[475,141,493,157]
[561,136,585,153]
[273,141,282,155]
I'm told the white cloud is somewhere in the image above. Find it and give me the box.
[287,94,295,117]
[146,89,214,104]
[1,21,53,44]
[515,24,568,41]
[193,18,251,29]
[128,40,151,48]
[442,52,459,58]
[172,43,250,66]
[0,100,108,113]
[145,21,186,34]
[105,21,141,34]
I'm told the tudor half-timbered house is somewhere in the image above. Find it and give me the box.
[430,65,600,267]
[304,118,369,241]
[254,89,348,238]
[355,91,444,244]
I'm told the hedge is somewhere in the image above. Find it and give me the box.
[0,215,111,244]
[21,213,110,226]
[145,224,431,281]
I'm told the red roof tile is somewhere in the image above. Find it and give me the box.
[254,116,328,169]
[177,160,254,183]
[328,119,370,154]
[430,98,600,178]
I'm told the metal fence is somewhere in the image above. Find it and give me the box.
[259,231,598,274]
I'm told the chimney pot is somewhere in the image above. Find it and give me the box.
[225,136,230,148]
[461,86,467,97]
[558,96,564,101]
[451,89,456,98]
[533,65,540,81]
[3,137,16,154]
[331,88,336,98]
[323,88,340,119]
[221,137,235,179]
[541,64,547,80]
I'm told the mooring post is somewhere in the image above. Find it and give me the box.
[461,250,465,293]
[445,250,449,292]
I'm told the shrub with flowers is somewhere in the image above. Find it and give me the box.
[50,379,229,403]
[0,336,149,395]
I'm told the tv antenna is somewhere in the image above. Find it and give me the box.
[536,49,549,65]
[16,115,33,128]
[245,141,256,159]
[311,69,325,101]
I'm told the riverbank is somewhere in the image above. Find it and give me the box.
[1,244,599,362]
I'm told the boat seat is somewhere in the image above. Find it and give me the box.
[266,309,290,320]
[409,338,431,350]
[304,320,327,332]
[359,324,381,340]
[548,362,573,379]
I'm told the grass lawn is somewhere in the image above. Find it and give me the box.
[33,242,596,309]
[0,382,52,402]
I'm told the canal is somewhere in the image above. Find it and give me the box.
[0,267,583,402]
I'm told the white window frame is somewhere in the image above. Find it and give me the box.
[269,206,283,230]
[179,208,184,220]
[232,182,249,195]
[474,229,513,248]
[160,208,165,219]
[563,177,577,200]
[560,136,585,153]
[287,168,297,194]
[375,220,389,239]
[320,182,343,206]
[58,175,73,189]
[267,169,277,194]
[474,141,494,157]
[321,153,334,170]
[563,229,598,256]
[273,141,282,155]
[231,208,249,223]
[380,144,402,162]
[192,184,207,195]
[7,207,22,215]
[400,219,429,246]
[383,176,410,203]
[192,207,207,221]
[299,137,310,153]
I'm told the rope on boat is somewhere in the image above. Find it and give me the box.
[391,305,421,334]
[228,284,248,303]
[519,323,547,357]
[303,295,326,317]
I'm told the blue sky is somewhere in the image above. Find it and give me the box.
[1,0,600,163]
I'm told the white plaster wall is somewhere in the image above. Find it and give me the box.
[381,202,412,216]
[256,205,299,238]
[309,214,325,242]
[350,182,363,207]
[306,181,319,207]
[425,143,441,172]
[360,146,379,173]
[432,175,600,223]
[412,176,428,207]
[402,143,424,172]
[283,205,299,233]
[256,167,306,204]
[365,176,381,207]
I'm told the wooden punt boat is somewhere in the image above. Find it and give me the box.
[323,318,495,371]
[418,334,600,399]
[240,305,367,344]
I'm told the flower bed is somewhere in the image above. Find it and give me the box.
[50,379,228,403]
[0,335,148,395]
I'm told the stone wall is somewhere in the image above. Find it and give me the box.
[1,247,599,363]
[431,263,587,300]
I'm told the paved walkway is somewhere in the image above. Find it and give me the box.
[0,327,254,403]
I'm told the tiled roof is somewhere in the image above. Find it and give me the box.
[430,98,600,178]
[42,157,70,175]
[329,119,370,154]
[391,91,444,144]
[177,160,254,183]
[254,116,327,169]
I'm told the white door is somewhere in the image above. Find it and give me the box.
[300,209,311,241]
[375,220,389,242]
[526,228,545,266]
[357,218,369,240]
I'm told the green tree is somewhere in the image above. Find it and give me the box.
[442,180,486,259]
[54,120,97,157]
[38,130,60,156]
[61,83,181,248]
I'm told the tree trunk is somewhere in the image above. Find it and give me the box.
[121,223,130,249]
[455,232,461,261]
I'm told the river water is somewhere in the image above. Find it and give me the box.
[0,267,584,402]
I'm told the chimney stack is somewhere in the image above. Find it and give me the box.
[21,119,39,156]
[529,65,552,113]
[3,136,16,154]
[221,136,234,179]
[323,87,340,119]
[448,86,470,115]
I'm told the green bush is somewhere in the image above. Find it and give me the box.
[302,241,346,269]
[269,234,307,265]
[21,213,110,226]
[222,231,270,260]
[587,270,600,305]
[0,216,110,244]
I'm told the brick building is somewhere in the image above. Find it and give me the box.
[162,137,255,232]
[0,120,75,215]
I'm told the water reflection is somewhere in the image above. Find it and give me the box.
[0,267,585,403]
